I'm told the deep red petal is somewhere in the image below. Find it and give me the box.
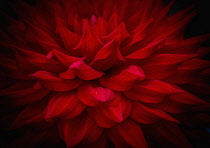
[77,82,115,106]
[125,38,165,59]
[31,71,82,91]
[59,60,104,80]
[47,49,84,67]
[107,119,148,148]
[100,65,145,91]
[131,102,179,124]
[73,24,104,62]
[45,91,85,120]
[58,114,102,147]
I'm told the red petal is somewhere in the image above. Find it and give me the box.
[151,122,193,148]
[107,13,121,33]
[129,18,154,45]
[73,24,104,63]
[170,91,207,105]
[103,22,130,43]
[143,64,178,79]
[10,101,46,129]
[45,91,85,120]
[151,99,188,114]
[77,82,115,106]
[31,71,82,91]
[159,34,210,54]
[88,107,117,128]
[93,17,108,38]
[178,59,210,70]
[48,49,84,67]
[142,54,198,65]
[24,20,60,52]
[102,96,132,123]
[125,38,165,59]
[90,38,125,71]
[106,126,131,148]
[55,17,80,50]
[13,88,50,105]
[76,136,107,148]
[107,119,148,148]
[100,65,145,91]
[123,87,165,104]
[89,95,132,128]
[15,47,66,73]
[59,60,104,80]
[131,102,179,124]
[58,114,102,147]
[136,80,182,94]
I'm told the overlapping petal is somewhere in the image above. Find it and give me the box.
[0,0,209,147]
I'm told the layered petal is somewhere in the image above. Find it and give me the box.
[73,24,104,62]
[77,82,115,106]
[47,49,84,67]
[15,47,66,73]
[103,22,130,43]
[106,119,148,148]
[10,101,47,129]
[100,65,145,91]
[59,60,104,80]
[45,91,85,120]
[55,17,81,50]
[31,71,82,91]
[131,102,179,124]
[125,37,165,60]
[88,95,132,128]
[90,38,125,71]
[58,114,103,147]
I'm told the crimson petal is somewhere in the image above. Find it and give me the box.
[10,101,46,129]
[31,71,82,91]
[100,65,145,91]
[103,22,130,43]
[107,119,148,148]
[58,114,103,147]
[24,20,60,52]
[47,49,84,67]
[136,80,183,94]
[125,38,165,59]
[131,102,179,124]
[15,47,66,73]
[59,60,104,80]
[45,91,85,120]
[55,17,81,50]
[77,82,115,106]
[89,95,132,128]
[73,24,104,62]
[90,38,125,71]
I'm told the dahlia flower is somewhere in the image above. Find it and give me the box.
[0,0,210,147]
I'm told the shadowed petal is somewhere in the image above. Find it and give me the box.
[73,24,104,62]
[88,94,132,128]
[59,60,104,80]
[78,82,115,106]
[106,119,148,148]
[100,65,145,91]
[58,113,103,147]
[125,38,165,59]
[45,91,85,120]
[131,102,179,124]
[47,49,84,67]
[31,71,82,91]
